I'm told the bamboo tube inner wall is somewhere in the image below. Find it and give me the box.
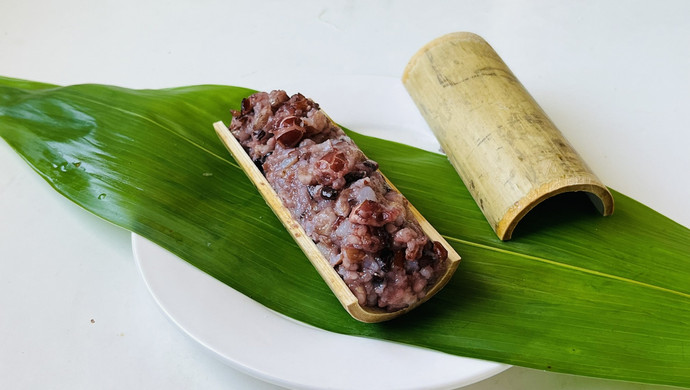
[402,32,614,240]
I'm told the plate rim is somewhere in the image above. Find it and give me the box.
[133,234,510,390]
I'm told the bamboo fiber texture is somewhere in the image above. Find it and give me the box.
[403,32,614,240]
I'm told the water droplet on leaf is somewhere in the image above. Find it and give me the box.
[98,193,107,200]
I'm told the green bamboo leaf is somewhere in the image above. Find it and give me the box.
[1,75,689,387]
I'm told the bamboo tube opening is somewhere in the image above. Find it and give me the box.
[403,32,614,240]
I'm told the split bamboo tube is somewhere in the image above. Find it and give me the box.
[213,121,461,323]
[403,32,614,240]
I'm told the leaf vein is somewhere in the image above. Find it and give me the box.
[443,235,690,300]
[73,93,239,169]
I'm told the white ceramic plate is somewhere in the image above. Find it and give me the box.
[133,75,509,390]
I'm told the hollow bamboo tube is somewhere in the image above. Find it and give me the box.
[402,32,614,240]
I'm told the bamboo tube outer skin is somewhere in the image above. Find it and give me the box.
[403,32,614,240]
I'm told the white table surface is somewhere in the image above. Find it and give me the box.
[1,1,689,389]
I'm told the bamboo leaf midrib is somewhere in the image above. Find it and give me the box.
[70,92,240,170]
[444,234,690,300]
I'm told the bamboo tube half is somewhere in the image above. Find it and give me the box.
[213,121,460,323]
[402,32,614,240]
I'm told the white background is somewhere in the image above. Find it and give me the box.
[1,1,689,389]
